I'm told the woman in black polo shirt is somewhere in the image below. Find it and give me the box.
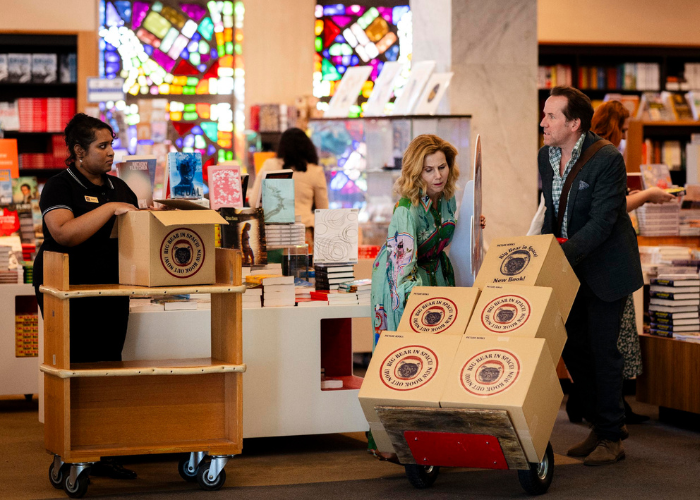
[34,114,138,478]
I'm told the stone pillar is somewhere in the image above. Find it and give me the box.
[411,0,538,240]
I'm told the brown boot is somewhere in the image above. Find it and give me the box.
[583,439,625,466]
[566,429,598,457]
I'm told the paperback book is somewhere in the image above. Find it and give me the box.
[168,152,203,199]
[208,163,243,210]
[31,53,57,83]
[117,161,153,209]
[262,178,295,224]
[7,54,31,83]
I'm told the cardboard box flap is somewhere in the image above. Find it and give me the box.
[150,209,228,226]
[155,199,209,210]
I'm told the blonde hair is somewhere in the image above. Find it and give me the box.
[394,134,460,205]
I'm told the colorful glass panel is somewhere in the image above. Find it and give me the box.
[99,0,244,174]
[313,4,411,115]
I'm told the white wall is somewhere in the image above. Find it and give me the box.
[243,0,316,126]
[0,0,97,31]
[539,0,700,45]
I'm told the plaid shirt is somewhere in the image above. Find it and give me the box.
[549,133,586,238]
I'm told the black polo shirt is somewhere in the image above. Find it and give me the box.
[34,165,138,290]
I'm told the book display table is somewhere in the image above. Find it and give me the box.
[122,303,372,438]
[39,249,246,497]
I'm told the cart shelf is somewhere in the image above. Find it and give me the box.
[41,357,246,378]
[39,283,246,299]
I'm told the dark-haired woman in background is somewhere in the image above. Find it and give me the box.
[34,113,139,479]
[248,127,329,244]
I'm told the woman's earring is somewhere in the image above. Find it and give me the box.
[79,158,83,163]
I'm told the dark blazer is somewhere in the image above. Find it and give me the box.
[538,131,643,302]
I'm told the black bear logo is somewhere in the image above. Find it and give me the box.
[173,245,192,265]
[424,310,443,325]
[398,362,419,378]
[478,365,502,383]
[495,307,516,323]
[500,250,531,276]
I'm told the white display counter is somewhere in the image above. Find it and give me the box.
[40,303,371,438]
[0,284,39,398]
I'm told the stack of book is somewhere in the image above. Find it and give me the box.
[294,278,315,306]
[649,272,700,337]
[0,245,19,284]
[17,97,75,132]
[679,209,700,236]
[314,263,354,291]
[310,290,359,306]
[242,287,262,309]
[338,279,372,306]
[265,222,305,247]
[246,274,295,307]
[636,203,680,236]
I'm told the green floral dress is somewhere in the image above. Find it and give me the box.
[370,194,457,348]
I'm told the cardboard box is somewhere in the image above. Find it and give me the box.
[473,234,579,322]
[118,207,227,286]
[439,337,562,463]
[464,284,567,363]
[398,286,481,335]
[369,421,396,454]
[358,332,461,423]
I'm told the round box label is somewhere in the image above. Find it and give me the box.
[380,345,439,391]
[481,295,531,333]
[500,249,532,276]
[460,349,520,396]
[407,297,458,334]
[160,228,206,278]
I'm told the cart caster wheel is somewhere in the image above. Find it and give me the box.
[405,464,440,489]
[178,456,199,483]
[63,470,90,498]
[48,462,67,489]
[197,464,226,491]
[518,442,554,495]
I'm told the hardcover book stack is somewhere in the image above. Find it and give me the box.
[649,271,700,337]
[314,263,355,291]
[636,203,680,236]
[265,222,305,247]
[310,289,359,306]
[338,279,372,306]
[245,274,295,308]
[242,287,262,309]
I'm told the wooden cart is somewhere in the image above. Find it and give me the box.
[40,248,246,498]
[376,406,554,495]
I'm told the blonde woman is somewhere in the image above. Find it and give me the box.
[370,134,461,348]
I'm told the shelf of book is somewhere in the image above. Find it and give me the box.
[637,235,700,248]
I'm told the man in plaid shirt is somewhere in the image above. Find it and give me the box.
[538,86,643,466]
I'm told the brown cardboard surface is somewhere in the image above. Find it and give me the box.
[398,286,481,335]
[439,337,562,463]
[118,210,222,286]
[473,235,579,322]
[464,285,567,363]
[358,332,461,424]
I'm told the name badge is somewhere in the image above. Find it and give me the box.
[85,196,99,203]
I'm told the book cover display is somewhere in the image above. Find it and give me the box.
[0,170,12,205]
[391,60,435,115]
[168,152,203,199]
[7,54,31,83]
[117,161,153,209]
[31,53,57,83]
[12,177,38,204]
[641,164,673,189]
[219,208,268,267]
[413,72,454,115]
[262,178,295,224]
[208,163,243,210]
[324,66,373,118]
[364,61,404,117]
[314,208,359,264]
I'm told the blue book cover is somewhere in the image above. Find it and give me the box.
[0,169,12,205]
[262,178,295,224]
[168,152,203,199]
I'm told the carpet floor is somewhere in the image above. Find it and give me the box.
[1,396,699,499]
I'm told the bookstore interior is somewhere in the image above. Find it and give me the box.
[1,1,700,499]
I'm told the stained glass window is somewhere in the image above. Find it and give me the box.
[313,4,412,117]
[98,0,245,181]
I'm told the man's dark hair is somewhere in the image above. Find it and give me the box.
[550,86,594,133]
[277,127,319,173]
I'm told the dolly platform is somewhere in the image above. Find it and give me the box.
[40,249,246,498]
[376,406,554,495]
